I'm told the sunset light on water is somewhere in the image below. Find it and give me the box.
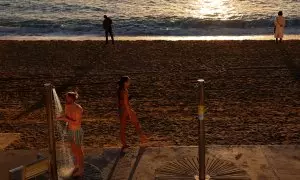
[0,0,299,36]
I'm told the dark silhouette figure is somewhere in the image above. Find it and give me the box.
[103,15,114,44]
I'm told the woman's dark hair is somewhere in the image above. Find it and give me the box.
[278,11,283,16]
[117,76,130,100]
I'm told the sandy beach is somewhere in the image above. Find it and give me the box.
[0,40,299,150]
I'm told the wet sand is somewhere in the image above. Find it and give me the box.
[0,40,299,150]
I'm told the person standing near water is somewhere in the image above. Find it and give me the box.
[274,11,286,43]
[103,15,114,44]
[117,76,147,149]
[58,92,84,177]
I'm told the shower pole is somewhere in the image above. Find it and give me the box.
[44,83,58,180]
[197,79,205,180]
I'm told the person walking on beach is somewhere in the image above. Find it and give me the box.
[58,92,84,177]
[274,11,286,43]
[103,15,114,44]
[117,76,147,149]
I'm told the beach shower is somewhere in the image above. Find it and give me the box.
[155,79,250,180]
[52,88,75,177]
[45,83,75,179]
[10,83,101,180]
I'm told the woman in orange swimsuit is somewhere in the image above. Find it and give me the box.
[117,76,147,148]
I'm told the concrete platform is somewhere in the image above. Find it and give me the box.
[1,145,300,180]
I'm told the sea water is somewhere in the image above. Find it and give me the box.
[0,0,299,37]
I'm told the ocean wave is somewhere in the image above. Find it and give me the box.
[0,17,299,36]
[1,1,105,13]
[136,17,300,29]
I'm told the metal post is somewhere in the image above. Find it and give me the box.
[197,79,205,180]
[44,83,58,180]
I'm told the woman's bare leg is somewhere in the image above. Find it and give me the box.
[130,110,147,143]
[70,142,81,176]
[73,145,84,176]
[71,143,78,167]
[120,112,128,147]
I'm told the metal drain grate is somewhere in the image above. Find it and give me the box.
[155,156,250,180]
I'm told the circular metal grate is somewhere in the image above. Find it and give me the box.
[155,156,250,180]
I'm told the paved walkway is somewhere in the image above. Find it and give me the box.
[1,145,299,180]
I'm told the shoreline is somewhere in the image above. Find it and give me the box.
[0,34,300,41]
